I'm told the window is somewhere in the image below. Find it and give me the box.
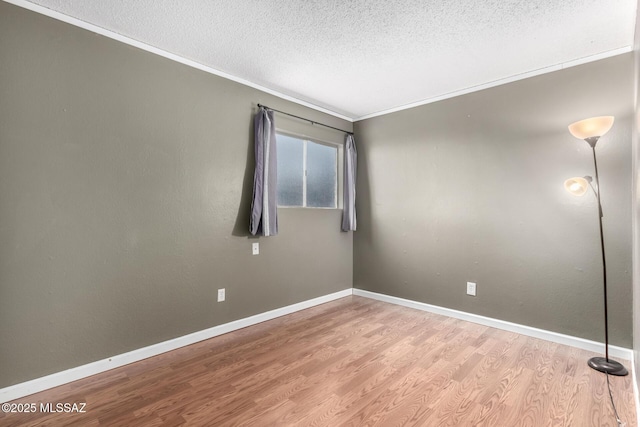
[276,133,338,208]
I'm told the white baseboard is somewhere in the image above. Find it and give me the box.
[0,288,353,403]
[2,287,635,404]
[353,289,634,360]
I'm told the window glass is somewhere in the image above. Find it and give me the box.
[306,141,337,208]
[276,134,338,208]
[276,134,304,207]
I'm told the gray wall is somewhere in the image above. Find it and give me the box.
[0,2,352,388]
[354,54,634,347]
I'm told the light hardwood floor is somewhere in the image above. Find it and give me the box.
[1,296,636,426]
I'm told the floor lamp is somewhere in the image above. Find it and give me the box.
[564,116,628,376]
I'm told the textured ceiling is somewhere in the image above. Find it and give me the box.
[21,0,638,120]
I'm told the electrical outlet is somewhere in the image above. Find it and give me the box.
[252,242,259,255]
[217,288,225,302]
[466,282,477,296]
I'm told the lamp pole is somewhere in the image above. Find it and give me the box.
[584,137,627,376]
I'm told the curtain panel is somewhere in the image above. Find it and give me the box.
[250,106,278,236]
[342,134,357,231]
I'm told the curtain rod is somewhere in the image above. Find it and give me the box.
[257,104,353,135]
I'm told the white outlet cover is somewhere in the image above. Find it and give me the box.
[217,288,225,302]
[252,242,259,255]
[466,282,477,296]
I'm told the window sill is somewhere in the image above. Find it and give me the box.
[278,206,341,210]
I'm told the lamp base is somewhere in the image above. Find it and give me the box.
[588,357,628,376]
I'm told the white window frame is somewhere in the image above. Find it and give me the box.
[275,130,343,210]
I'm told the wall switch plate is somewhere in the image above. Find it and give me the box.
[466,282,477,296]
[217,288,225,302]
[252,242,259,255]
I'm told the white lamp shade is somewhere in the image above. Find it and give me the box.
[568,116,614,140]
[564,177,589,196]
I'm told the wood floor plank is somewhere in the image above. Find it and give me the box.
[2,296,636,426]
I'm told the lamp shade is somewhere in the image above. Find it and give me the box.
[564,177,589,196]
[568,116,614,140]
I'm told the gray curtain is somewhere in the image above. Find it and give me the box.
[342,134,357,231]
[250,106,278,236]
